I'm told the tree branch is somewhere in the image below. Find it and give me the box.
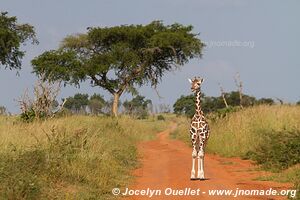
[90,74,115,94]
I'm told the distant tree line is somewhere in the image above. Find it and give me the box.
[0,106,7,115]
[173,91,276,118]
[63,93,153,118]
[64,93,106,115]
[123,95,152,119]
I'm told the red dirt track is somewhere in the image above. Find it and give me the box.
[126,124,292,200]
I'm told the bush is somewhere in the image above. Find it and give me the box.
[245,129,300,171]
[157,115,165,121]
[18,78,62,122]
[215,106,240,118]
[136,108,149,119]
[20,108,37,122]
[208,106,240,121]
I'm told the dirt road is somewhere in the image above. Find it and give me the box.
[126,125,292,200]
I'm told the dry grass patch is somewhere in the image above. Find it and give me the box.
[0,115,168,199]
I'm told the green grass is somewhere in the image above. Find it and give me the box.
[0,115,168,199]
[255,165,300,183]
[256,165,300,200]
[245,129,300,171]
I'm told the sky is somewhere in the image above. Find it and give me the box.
[1,0,299,113]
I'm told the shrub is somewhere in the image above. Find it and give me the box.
[215,106,240,118]
[208,106,240,121]
[18,78,63,122]
[20,108,37,122]
[245,129,300,171]
[136,108,149,119]
[157,115,165,121]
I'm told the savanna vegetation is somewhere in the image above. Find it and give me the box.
[0,12,202,199]
[171,105,300,198]
[0,115,168,199]
[1,10,299,200]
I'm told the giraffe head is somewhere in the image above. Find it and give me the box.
[188,77,204,93]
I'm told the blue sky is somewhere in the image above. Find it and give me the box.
[1,0,299,113]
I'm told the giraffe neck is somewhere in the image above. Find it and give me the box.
[195,90,203,116]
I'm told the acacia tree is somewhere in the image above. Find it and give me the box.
[173,94,195,117]
[0,12,37,70]
[123,95,152,118]
[64,93,89,113]
[32,21,204,116]
[88,94,106,115]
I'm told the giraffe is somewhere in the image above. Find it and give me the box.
[188,77,210,180]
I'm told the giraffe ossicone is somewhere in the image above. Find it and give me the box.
[189,77,210,180]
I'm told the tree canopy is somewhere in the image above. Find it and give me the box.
[89,93,106,114]
[173,94,195,117]
[31,21,204,116]
[63,93,107,114]
[64,93,89,113]
[0,12,37,70]
[123,95,152,118]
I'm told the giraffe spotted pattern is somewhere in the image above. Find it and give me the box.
[188,77,210,180]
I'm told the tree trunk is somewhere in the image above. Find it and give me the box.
[222,94,229,108]
[112,92,120,117]
[218,83,229,108]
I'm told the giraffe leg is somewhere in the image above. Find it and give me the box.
[197,148,205,180]
[191,156,196,180]
[197,154,201,179]
[190,141,197,180]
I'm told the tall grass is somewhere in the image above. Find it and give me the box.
[171,105,300,198]
[171,105,300,163]
[207,105,300,157]
[0,115,167,199]
[169,116,191,144]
